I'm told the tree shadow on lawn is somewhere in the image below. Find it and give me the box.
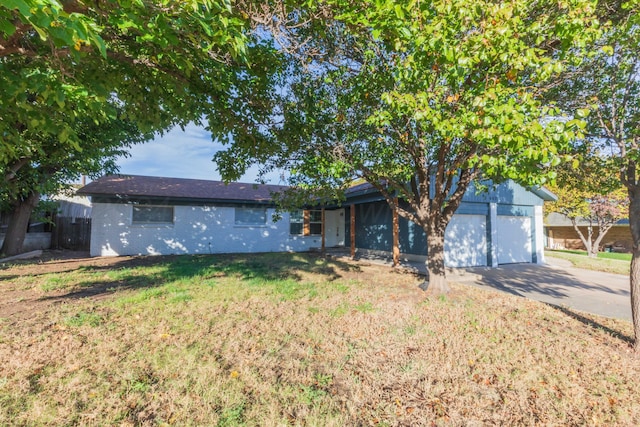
[38,252,361,302]
[464,263,629,299]
[547,304,634,346]
[459,263,634,345]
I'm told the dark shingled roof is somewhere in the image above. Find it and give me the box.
[545,212,629,226]
[77,175,288,203]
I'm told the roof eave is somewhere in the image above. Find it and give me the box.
[530,186,557,202]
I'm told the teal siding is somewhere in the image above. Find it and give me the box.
[343,179,544,265]
[457,202,489,216]
[399,217,427,255]
[355,201,393,251]
[425,178,545,206]
[464,181,545,206]
[497,204,534,217]
[354,200,491,256]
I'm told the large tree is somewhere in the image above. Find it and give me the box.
[547,0,640,348]
[0,111,152,256]
[216,0,598,293]
[1,0,282,254]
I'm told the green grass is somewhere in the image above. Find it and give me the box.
[546,249,631,275]
[41,275,74,292]
[550,248,632,261]
[1,252,639,425]
[64,310,104,327]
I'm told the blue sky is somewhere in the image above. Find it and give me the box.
[115,123,285,184]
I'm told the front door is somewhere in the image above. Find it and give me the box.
[324,209,345,247]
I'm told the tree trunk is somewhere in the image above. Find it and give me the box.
[592,224,614,258]
[628,185,640,351]
[570,219,594,256]
[586,225,596,257]
[0,191,40,257]
[425,226,449,294]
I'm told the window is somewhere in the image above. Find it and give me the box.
[308,210,322,235]
[235,208,267,225]
[290,210,304,235]
[132,206,173,224]
[290,210,322,236]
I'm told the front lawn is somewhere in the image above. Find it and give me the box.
[1,252,638,425]
[546,249,631,275]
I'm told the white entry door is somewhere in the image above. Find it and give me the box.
[324,209,345,247]
[444,214,487,267]
[497,216,532,264]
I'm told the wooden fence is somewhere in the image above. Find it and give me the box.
[51,217,91,251]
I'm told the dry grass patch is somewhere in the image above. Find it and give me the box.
[0,252,638,425]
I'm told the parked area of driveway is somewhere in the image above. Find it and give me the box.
[452,257,631,321]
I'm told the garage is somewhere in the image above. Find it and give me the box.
[445,214,487,267]
[497,216,532,264]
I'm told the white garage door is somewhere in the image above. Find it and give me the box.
[444,214,487,268]
[497,216,532,264]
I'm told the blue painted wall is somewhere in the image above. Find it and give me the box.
[399,217,427,255]
[463,180,546,206]
[497,204,534,217]
[355,201,393,251]
[345,180,543,261]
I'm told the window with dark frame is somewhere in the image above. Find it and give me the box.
[290,209,322,236]
[308,210,322,235]
[132,206,174,224]
[290,210,304,235]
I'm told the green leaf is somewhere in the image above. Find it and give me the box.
[3,0,31,16]
[394,5,404,19]
[0,18,16,36]
[575,108,590,118]
[601,45,613,55]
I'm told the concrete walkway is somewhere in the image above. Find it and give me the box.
[332,251,632,321]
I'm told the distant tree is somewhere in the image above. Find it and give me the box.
[546,147,628,257]
[216,0,598,293]
[548,184,628,257]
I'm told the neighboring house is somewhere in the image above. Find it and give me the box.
[50,192,93,251]
[78,174,553,267]
[54,192,92,220]
[0,201,54,253]
[545,212,632,253]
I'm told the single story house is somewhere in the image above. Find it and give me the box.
[545,212,632,253]
[77,174,554,267]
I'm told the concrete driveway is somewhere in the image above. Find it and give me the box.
[332,249,632,321]
[451,257,631,321]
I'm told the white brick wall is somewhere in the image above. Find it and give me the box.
[90,203,321,257]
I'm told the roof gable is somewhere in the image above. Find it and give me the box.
[344,179,556,205]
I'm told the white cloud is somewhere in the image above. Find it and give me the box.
[116,123,286,184]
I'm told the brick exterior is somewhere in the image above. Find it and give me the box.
[546,225,632,253]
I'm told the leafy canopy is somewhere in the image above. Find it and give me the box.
[217,0,598,217]
[0,0,279,178]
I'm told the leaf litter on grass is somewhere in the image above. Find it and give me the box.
[0,252,638,425]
